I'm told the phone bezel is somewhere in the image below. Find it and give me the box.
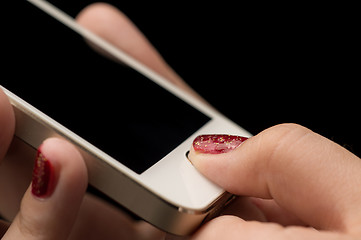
[3,0,252,235]
[3,86,249,235]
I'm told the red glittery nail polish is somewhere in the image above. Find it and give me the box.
[192,134,248,154]
[32,148,55,198]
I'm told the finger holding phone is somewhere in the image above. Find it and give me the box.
[1,2,361,240]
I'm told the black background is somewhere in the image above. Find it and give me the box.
[3,1,360,157]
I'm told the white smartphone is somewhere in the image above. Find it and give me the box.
[2,0,251,235]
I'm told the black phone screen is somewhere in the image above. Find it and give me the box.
[2,1,210,174]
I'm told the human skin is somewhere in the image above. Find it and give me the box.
[1,3,360,239]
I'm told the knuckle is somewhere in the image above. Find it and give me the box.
[257,123,315,169]
[16,209,47,239]
[263,123,313,153]
[267,123,311,138]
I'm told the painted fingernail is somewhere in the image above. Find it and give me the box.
[192,134,248,154]
[32,148,55,198]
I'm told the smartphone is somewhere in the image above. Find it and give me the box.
[2,0,251,235]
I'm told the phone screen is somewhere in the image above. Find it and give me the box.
[3,1,210,174]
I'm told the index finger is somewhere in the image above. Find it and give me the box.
[189,123,361,234]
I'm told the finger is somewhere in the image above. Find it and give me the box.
[0,88,15,161]
[188,124,361,234]
[75,3,207,103]
[191,215,350,240]
[68,193,165,240]
[3,138,87,240]
[220,197,267,222]
[76,3,177,81]
[250,198,306,226]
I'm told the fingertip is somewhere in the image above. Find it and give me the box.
[75,2,143,57]
[40,137,83,163]
[75,3,199,95]
[192,216,245,240]
[187,135,252,194]
[5,138,88,239]
[76,2,128,40]
[39,138,88,197]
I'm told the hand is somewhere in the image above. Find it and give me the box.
[2,2,359,240]
[188,124,361,239]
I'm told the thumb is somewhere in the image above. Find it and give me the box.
[188,124,361,234]
[3,138,88,240]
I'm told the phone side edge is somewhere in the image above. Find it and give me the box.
[26,0,221,119]
[1,86,233,236]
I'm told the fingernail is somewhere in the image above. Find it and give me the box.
[192,134,248,154]
[32,148,55,198]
